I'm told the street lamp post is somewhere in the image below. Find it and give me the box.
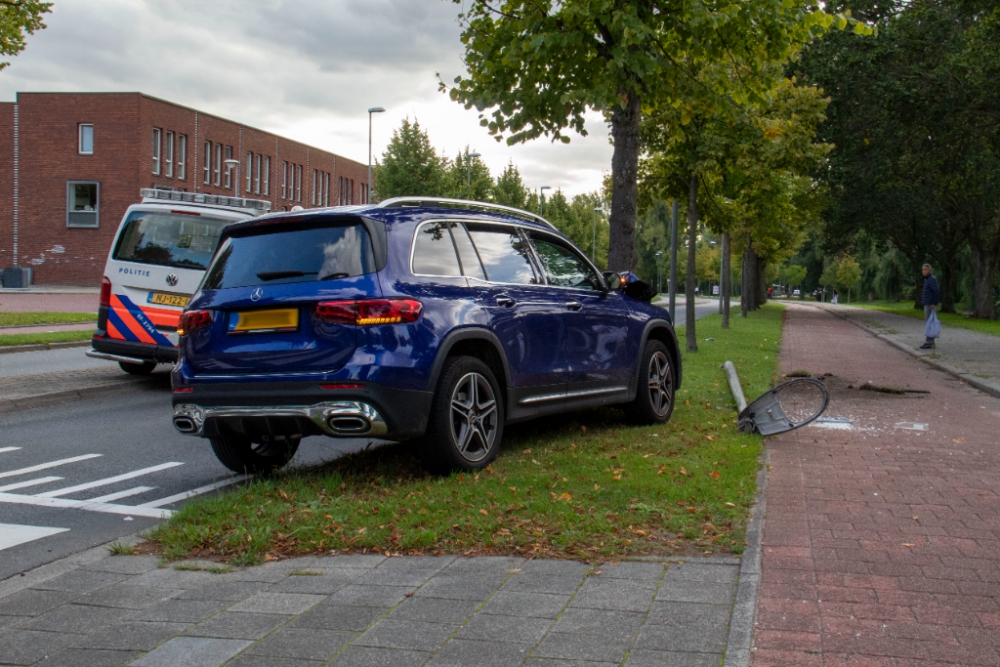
[539,186,551,215]
[223,159,240,197]
[592,206,602,261]
[655,251,663,294]
[466,151,481,196]
[367,107,385,203]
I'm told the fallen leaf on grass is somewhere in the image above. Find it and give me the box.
[707,471,720,480]
[725,502,736,507]
[479,509,489,516]
[679,467,688,476]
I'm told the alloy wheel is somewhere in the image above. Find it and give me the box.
[647,351,673,417]
[450,371,499,462]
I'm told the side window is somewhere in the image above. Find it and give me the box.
[412,222,462,276]
[452,223,486,280]
[530,235,599,289]
[467,225,539,285]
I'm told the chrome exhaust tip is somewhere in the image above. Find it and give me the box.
[327,415,371,434]
[173,417,197,434]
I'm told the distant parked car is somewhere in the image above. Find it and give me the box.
[172,198,682,475]
[793,289,800,296]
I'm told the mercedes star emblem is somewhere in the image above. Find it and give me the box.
[251,287,263,302]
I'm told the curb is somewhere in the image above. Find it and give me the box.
[806,304,1000,400]
[722,447,767,667]
[0,340,92,355]
[0,376,159,414]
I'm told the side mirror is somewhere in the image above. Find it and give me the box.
[603,271,625,290]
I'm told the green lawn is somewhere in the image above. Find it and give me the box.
[0,312,95,326]
[850,300,1000,338]
[0,330,93,347]
[150,304,785,565]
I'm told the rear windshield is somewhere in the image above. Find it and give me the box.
[113,210,235,271]
[201,223,375,290]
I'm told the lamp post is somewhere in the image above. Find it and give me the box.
[592,206,602,261]
[466,151,481,196]
[223,159,240,197]
[539,186,551,215]
[655,251,663,294]
[367,107,385,203]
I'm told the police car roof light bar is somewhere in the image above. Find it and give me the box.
[140,188,272,212]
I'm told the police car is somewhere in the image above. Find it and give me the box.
[87,189,272,374]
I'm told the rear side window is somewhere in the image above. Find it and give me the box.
[412,222,461,276]
[467,226,539,285]
[202,223,375,290]
[113,210,233,270]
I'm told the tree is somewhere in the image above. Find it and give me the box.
[0,0,50,71]
[820,260,840,298]
[446,0,866,279]
[837,255,862,302]
[372,118,449,200]
[783,264,808,294]
[493,161,528,209]
[444,149,493,201]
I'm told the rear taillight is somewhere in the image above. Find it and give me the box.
[178,310,213,335]
[100,277,112,307]
[315,299,422,326]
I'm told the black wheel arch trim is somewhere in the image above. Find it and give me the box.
[426,327,513,403]
[630,319,682,396]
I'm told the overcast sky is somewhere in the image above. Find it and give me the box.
[0,0,611,197]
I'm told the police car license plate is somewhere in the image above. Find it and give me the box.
[148,292,189,308]
[228,308,299,334]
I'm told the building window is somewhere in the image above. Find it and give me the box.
[214,144,222,186]
[165,131,174,178]
[152,128,162,175]
[312,170,318,205]
[263,156,270,196]
[350,179,355,205]
[324,172,330,206]
[177,134,187,180]
[78,124,94,155]
[67,181,99,228]
[282,161,288,199]
[254,153,262,194]
[223,146,233,188]
[289,163,295,201]
[246,152,252,193]
[296,165,302,201]
[203,141,211,184]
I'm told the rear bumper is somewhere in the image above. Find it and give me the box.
[91,334,178,363]
[171,380,433,441]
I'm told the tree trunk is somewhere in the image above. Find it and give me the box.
[756,260,767,306]
[721,232,731,328]
[607,92,640,272]
[940,260,957,314]
[741,233,754,317]
[685,175,698,352]
[970,244,997,320]
[914,270,925,310]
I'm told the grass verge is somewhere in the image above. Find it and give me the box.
[850,300,1000,338]
[149,304,785,565]
[0,330,93,347]
[0,312,95,326]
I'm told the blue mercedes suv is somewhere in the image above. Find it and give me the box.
[172,198,681,474]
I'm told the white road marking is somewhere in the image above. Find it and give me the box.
[88,486,155,503]
[0,476,63,492]
[0,447,22,454]
[35,462,183,498]
[0,454,102,479]
[0,523,69,551]
[0,492,171,519]
[138,475,248,508]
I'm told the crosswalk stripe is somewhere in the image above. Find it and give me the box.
[0,476,63,492]
[35,462,183,498]
[138,475,248,508]
[0,454,102,479]
[0,523,69,551]
[88,486,155,503]
[0,447,22,454]
[0,492,171,519]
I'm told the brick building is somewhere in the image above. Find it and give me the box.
[0,92,370,286]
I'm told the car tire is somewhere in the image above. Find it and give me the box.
[623,340,676,425]
[210,435,300,475]
[119,360,157,375]
[419,356,504,474]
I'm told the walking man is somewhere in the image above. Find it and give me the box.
[920,263,941,349]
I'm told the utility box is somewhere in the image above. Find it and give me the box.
[1,267,33,288]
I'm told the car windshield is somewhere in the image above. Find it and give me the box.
[201,222,376,290]
[113,210,235,271]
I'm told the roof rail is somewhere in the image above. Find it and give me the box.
[375,197,558,231]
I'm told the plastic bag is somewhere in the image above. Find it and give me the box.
[925,310,941,339]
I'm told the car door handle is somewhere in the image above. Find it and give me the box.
[565,300,583,311]
[495,295,516,308]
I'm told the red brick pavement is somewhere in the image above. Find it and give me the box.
[752,304,1000,667]
[0,292,98,313]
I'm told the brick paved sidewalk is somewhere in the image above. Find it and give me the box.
[752,304,1000,666]
[0,292,99,314]
[0,552,739,667]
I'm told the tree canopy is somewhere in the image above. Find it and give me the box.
[0,0,51,71]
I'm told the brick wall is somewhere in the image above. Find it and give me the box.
[0,103,12,270]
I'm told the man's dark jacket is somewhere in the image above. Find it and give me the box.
[922,274,941,306]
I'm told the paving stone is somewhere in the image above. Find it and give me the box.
[324,584,413,608]
[355,566,446,588]
[290,604,385,632]
[355,619,460,651]
[267,573,356,595]
[129,568,221,589]
[550,607,645,636]
[77,584,183,610]
[134,599,232,623]
[228,592,324,615]
[15,603,130,634]
[36,648,144,667]
[315,554,387,570]
[175,581,270,601]
[524,660,619,667]
[0,589,80,617]
[86,556,161,575]
[427,638,529,667]
[624,649,721,667]
[185,612,291,640]
[325,645,431,667]
[516,560,589,577]
[456,613,552,644]
[593,562,666,581]
[414,576,502,601]
[129,636,252,667]
[480,590,570,618]
[387,597,480,624]
[0,628,81,665]
[634,622,728,653]
[654,580,735,605]
[663,563,739,584]
[645,601,732,627]
[31,569,129,594]
[442,556,524,574]
[0,615,31,631]
[532,631,633,663]
[502,574,584,595]
[569,578,657,612]
[223,656,322,667]
[70,620,191,651]
[244,627,354,660]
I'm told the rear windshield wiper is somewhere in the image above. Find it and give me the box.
[256,270,317,281]
[319,272,350,281]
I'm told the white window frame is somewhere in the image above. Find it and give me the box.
[282,161,288,199]
[152,128,162,175]
[263,156,271,196]
[66,181,100,228]
[78,124,94,155]
[214,143,222,186]
[312,170,318,205]
[297,165,302,201]
[165,131,174,178]
[246,152,253,193]
[254,153,262,194]
[177,134,187,180]
[223,146,232,188]
[324,172,330,206]
[203,141,211,184]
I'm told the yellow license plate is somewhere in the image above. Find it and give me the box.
[148,292,190,308]
[229,308,299,333]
